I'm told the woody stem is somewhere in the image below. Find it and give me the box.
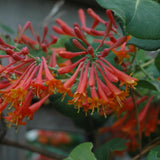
[131,137,160,160]
[0,138,65,160]
[130,88,142,160]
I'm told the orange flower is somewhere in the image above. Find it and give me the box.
[112,36,135,64]
[99,96,159,151]
[42,57,64,94]
[68,62,89,111]
[100,57,138,88]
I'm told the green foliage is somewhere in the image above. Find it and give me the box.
[52,35,71,48]
[0,22,14,34]
[155,52,160,73]
[28,48,49,58]
[94,138,128,160]
[127,37,160,51]
[96,0,160,40]
[64,142,97,160]
[136,80,158,91]
[146,145,160,160]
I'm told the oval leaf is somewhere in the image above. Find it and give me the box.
[96,0,160,40]
[137,80,158,91]
[94,138,128,160]
[64,142,97,160]
[127,37,160,51]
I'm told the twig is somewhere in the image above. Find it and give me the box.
[131,139,160,160]
[1,138,65,160]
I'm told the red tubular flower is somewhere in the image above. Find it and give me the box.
[29,94,50,118]
[95,71,109,102]
[49,51,57,67]
[42,57,64,94]
[97,21,112,50]
[72,39,87,51]
[87,8,106,25]
[4,90,34,125]
[106,10,118,29]
[68,63,89,111]
[59,50,87,59]
[15,21,57,52]
[78,9,86,28]
[100,57,138,87]
[73,25,90,47]
[31,60,47,98]
[55,18,75,36]
[58,57,86,74]
[0,80,10,89]
[101,36,127,57]
[64,62,84,95]
[2,64,38,108]
[88,63,95,87]
[112,36,135,64]
[0,37,15,49]
[96,60,118,83]
[99,96,159,151]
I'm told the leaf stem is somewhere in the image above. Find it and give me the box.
[139,65,155,81]
[141,59,154,68]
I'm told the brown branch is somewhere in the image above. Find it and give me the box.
[131,139,160,160]
[1,138,65,160]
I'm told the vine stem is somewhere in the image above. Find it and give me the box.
[1,138,65,160]
[130,88,142,160]
[141,59,154,68]
[131,137,160,160]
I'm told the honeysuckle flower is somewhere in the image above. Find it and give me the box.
[55,16,138,114]
[0,37,15,49]
[0,38,67,125]
[15,21,57,52]
[99,96,160,151]
[42,57,65,94]
[53,8,117,38]
[112,36,136,64]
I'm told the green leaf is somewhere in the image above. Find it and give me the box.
[135,49,149,63]
[94,138,128,160]
[64,142,97,160]
[28,48,48,58]
[96,0,160,40]
[127,37,160,51]
[155,52,160,73]
[0,23,14,34]
[52,35,71,48]
[136,80,158,91]
[146,150,160,160]
[146,147,160,160]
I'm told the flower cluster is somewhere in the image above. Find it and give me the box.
[14,21,57,53]
[53,9,138,114]
[0,28,64,125]
[99,96,160,151]
[0,8,138,125]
